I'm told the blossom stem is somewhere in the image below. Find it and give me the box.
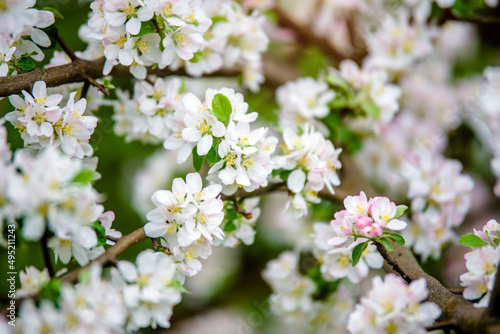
[151,238,171,255]
[425,320,455,331]
[372,240,412,284]
[487,261,500,319]
[61,227,148,284]
[40,231,55,278]
[83,73,110,97]
[231,199,252,220]
[54,33,77,62]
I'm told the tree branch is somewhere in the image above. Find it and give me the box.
[61,227,147,284]
[0,57,239,98]
[41,231,55,278]
[373,240,412,284]
[439,9,500,25]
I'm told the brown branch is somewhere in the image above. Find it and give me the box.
[487,260,500,319]
[41,231,55,278]
[439,9,500,25]
[448,287,464,295]
[231,199,253,220]
[0,56,239,98]
[221,181,287,202]
[426,320,455,332]
[373,240,412,284]
[54,33,77,62]
[61,227,147,284]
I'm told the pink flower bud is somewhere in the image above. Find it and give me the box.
[363,223,383,237]
[355,215,373,229]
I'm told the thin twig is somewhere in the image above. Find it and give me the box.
[439,9,500,25]
[54,33,78,62]
[449,287,464,295]
[487,260,500,319]
[80,80,90,99]
[83,74,110,97]
[232,199,252,220]
[425,320,455,332]
[41,232,55,278]
[373,240,412,284]
[106,235,120,243]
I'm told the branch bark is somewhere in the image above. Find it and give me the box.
[0,57,239,98]
[61,227,147,284]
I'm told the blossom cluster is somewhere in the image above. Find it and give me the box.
[144,172,223,277]
[275,124,342,218]
[1,145,119,265]
[0,0,55,77]
[467,67,500,197]
[5,81,98,159]
[83,0,268,89]
[328,60,402,131]
[330,191,407,242]
[347,274,441,334]
[313,222,383,284]
[276,77,336,134]
[113,76,184,143]
[12,251,189,333]
[178,1,269,92]
[460,219,500,308]
[404,154,474,261]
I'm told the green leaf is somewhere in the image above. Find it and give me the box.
[211,16,227,25]
[223,221,237,232]
[378,237,394,252]
[189,51,203,63]
[131,20,156,37]
[351,241,369,266]
[92,221,107,246]
[179,78,186,94]
[459,234,488,248]
[360,101,381,119]
[326,73,352,94]
[171,279,191,293]
[16,58,35,73]
[39,279,61,305]
[385,232,405,246]
[279,169,292,181]
[225,208,239,221]
[72,169,96,185]
[192,147,205,172]
[43,7,64,20]
[103,78,115,90]
[206,141,220,164]
[394,205,408,219]
[212,93,232,126]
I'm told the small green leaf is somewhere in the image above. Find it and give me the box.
[279,169,292,180]
[225,208,239,221]
[206,141,220,164]
[459,234,488,248]
[39,279,61,305]
[211,16,227,25]
[385,232,405,246]
[212,93,232,126]
[326,73,352,93]
[72,169,96,185]
[103,78,115,90]
[131,20,156,37]
[189,51,203,63]
[352,241,369,266]
[192,147,205,172]
[394,205,408,219]
[16,58,35,73]
[223,221,237,232]
[43,7,64,20]
[378,237,394,252]
[179,78,186,94]
[360,100,381,119]
[92,221,107,246]
[360,101,381,119]
[171,279,191,293]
